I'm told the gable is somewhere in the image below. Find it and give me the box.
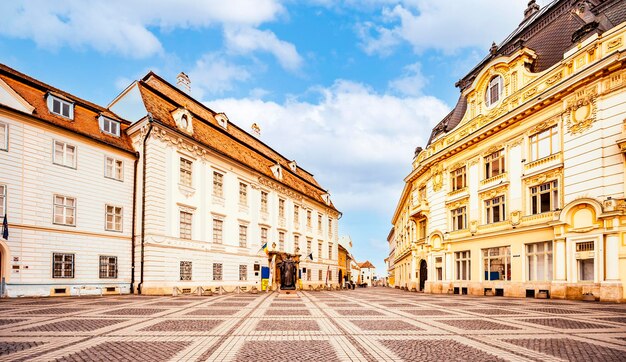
[0,77,34,114]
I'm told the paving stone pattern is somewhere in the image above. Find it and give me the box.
[0,288,624,361]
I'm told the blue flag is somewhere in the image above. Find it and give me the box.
[2,214,7,240]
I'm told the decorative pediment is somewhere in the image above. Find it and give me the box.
[171,107,193,134]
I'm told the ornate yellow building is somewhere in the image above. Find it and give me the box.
[391,0,626,302]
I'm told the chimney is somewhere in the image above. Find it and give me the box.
[176,72,191,94]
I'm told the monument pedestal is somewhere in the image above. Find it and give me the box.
[277,289,299,299]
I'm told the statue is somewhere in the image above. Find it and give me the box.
[279,257,297,290]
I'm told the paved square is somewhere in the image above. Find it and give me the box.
[0,288,625,361]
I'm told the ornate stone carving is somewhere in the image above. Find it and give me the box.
[545,71,563,86]
[430,163,444,192]
[258,176,303,202]
[479,185,508,200]
[523,168,562,186]
[482,144,503,157]
[510,210,521,226]
[563,87,597,135]
[469,220,478,234]
[446,197,469,210]
[507,137,523,148]
[528,116,559,135]
[152,126,209,160]
[523,87,537,100]
[607,37,623,51]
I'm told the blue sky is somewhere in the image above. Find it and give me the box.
[0,0,547,274]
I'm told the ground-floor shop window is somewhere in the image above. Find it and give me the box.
[526,241,553,281]
[483,246,510,281]
[455,251,471,280]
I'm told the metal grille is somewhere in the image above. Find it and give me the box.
[180,261,192,281]
[213,263,223,281]
[99,256,118,278]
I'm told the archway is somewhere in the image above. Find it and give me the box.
[338,269,343,286]
[419,260,427,291]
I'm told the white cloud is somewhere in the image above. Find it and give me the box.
[224,27,304,72]
[388,62,427,96]
[0,0,284,58]
[358,0,529,55]
[206,80,449,213]
[188,53,251,99]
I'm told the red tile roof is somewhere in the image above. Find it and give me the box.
[0,63,135,154]
[136,73,339,213]
[358,261,375,269]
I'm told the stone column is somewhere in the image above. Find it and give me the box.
[445,252,453,282]
[551,237,567,299]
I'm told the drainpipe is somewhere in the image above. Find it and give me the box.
[130,153,139,294]
[138,115,154,295]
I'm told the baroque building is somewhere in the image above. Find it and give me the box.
[391,0,626,302]
[110,72,340,294]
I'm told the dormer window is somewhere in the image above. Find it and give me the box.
[485,75,503,108]
[270,163,283,180]
[47,94,74,119]
[99,116,120,137]
[172,108,193,134]
[289,161,297,172]
[215,112,228,129]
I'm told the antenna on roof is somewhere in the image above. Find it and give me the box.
[176,72,191,94]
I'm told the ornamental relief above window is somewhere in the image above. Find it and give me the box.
[563,86,598,135]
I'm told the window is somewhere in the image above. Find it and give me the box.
[105,157,123,181]
[213,263,223,281]
[318,269,323,281]
[484,150,504,179]
[451,207,467,231]
[529,125,559,161]
[53,253,74,278]
[485,195,505,224]
[577,241,594,281]
[0,122,7,151]
[260,227,268,245]
[261,191,268,213]
[213,219,223,244]
[294,205,299,225]
[328,218,332,238]
[317,214,322,231]
[328,243,333,259]
[455,251,471,280]
[485,75,503,108]
[100,116,120,136]
[239,183,248,205]
[48,95,73,119]
[179,158,192,187]
[307,238,312,255]
[483,246,511,281]
[527,241,553,281]
[180,211,192,239]
[53,141,76,168]
[329,270,332,281]
[293,235,299,253]
[239,264,247,281]
[418,219,426,240]
[435,257,443,281]
[451,166,466,191]
[99,256,118,278]
[180,261,192,281]
[105,205,122,232]
[0,184,5,217]
[278,199,285,219]
[239,225,247,248]
[307,269,311,281]
[530,180,558,214]
[306,210,312,227]
[279,231,285,251]
[54,195,75,226]
[318,241,323,259]
[213,172,223,197]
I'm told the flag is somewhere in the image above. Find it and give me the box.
[258,242,268,255]
[325,265,330,286]
[307,252,313,261]
[2,214,7,240]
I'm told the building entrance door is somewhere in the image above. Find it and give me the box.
[419,260,427,291]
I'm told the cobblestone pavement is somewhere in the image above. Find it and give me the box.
[1,288,625,361]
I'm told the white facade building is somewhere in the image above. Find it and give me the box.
[0,64,136,297]
[110,72,340,294]
[358,261,376,287]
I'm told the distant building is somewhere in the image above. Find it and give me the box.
[386,227,396,287]
[358,261,376,287]
[390,0,626,301]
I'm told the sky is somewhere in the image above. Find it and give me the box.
[0,0,550,275]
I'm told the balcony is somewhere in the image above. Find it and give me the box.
[410,199,429,217]
[524,153,562,173]
[479,172,507,189]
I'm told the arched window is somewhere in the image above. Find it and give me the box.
[485,75,503,108]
